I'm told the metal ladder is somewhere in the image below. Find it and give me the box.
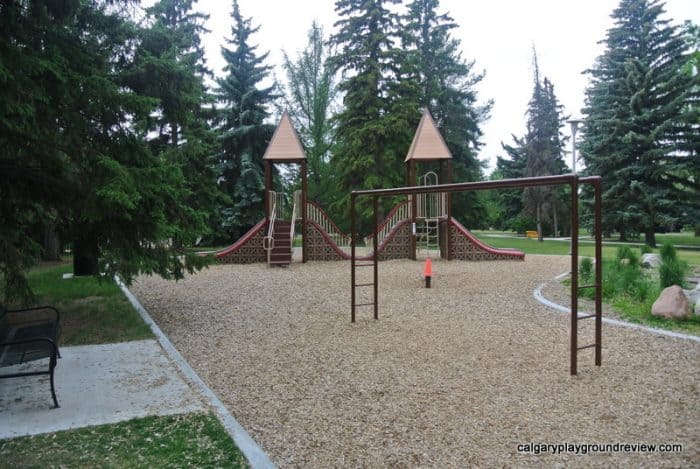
[417,218,439,257]
[351,197,379,322]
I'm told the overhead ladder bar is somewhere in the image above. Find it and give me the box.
[349,174,603,376]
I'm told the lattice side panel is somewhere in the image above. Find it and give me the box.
[449,225,522,261]
[305,222,346,261]
[217,225,267,264]
[378,223,412,261]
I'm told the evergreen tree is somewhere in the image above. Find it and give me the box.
[402,0,491,227]
[215,0,276,239]
[125,0,225,244]
[491,138,529,231]
[581,0,699,246]
[0,0,210,300]
[281,21,338,206]
[330,0,407,232]
[522,50,568,240]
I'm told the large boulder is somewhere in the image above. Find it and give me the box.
[641,253,661,268]
[652,285,691,319]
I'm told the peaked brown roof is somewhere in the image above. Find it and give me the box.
[404,109,452,162]
[263,111,306,161]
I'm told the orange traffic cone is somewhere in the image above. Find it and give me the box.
[423,258,433,288]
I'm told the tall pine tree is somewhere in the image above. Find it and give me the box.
[581,0,699,245]
[402,0,491,227]
[1,0,212,299]
[215,0,276,239]
[522,50,568,240]
[330,0,407,232]
[125,0,224,244]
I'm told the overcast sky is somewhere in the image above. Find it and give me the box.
[165,0,699,173]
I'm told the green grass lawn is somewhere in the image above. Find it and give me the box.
[0,413,248,468]
[9,262,153,345]
[472,233,700,268]
[2,263,249,467]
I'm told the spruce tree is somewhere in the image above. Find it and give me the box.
[330,0,406,232]
[402,0,491,227]
[125,0,224,244]
[522,51,568,240]
[215,0,276,239]
[581,0,699,245]
[0,0,211,299]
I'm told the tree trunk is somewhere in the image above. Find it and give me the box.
[619,225,627,242]
[42,221,61,261]
[536,203,543,242]
[552,201,559,238]
[694,224,700,237]
[644,229,656,248]
[73,232,99,276]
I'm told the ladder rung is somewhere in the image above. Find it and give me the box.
[354,283,374,287]
[355,302,375,307]
[355,263,375,267]
[578,284,596,289]
[577,314,596,320]
[577,344,597,351]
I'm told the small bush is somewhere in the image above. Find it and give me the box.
[660,259,688,289]
[658,242,688,288]
[616,246,639,269]
[659,242,677,262]
[640,244,652,255]
[579,257,593,282]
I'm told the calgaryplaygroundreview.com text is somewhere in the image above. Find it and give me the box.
[517,442,683,456]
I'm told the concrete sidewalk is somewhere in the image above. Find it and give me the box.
[0,339,204,440]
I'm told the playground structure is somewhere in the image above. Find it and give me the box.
[211,110,603,375]
[214,110,524,265]
[349,173,604,376]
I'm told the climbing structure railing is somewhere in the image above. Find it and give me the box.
[350,174,603,376]
[416,171,447,220]
[364,201,410,251]
[290,190,301,248]
[263,190,285,266]
[306,201,352,255]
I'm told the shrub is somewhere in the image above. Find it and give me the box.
[640,244,652,255]
[579,257,593,282]
[659,242,677,263]
[616,246,639,269]
[659,242,688,288]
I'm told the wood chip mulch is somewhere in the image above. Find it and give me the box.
[131,255,699,468]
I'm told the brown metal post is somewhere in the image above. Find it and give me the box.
[373,196,379,320]
[351,194,356,323]
[301,160,308,263]
[594,178,602,366]
[570,177,579,376]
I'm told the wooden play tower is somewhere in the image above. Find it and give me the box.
[405,109,453,260]
[262,111,307,266]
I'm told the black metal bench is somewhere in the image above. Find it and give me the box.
[0,304,61,407]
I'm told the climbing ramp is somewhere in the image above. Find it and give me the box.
[306,201,412,261]
[446,218,525,261]
[211,201,523,264]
